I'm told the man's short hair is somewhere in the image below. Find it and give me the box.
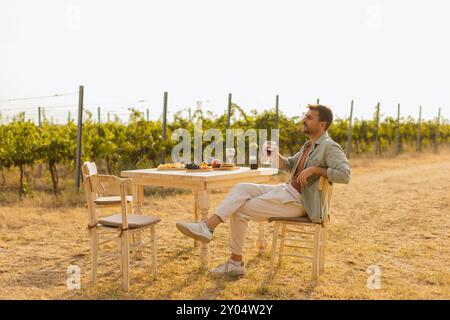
[307,104,333,130]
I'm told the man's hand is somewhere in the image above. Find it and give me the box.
[278,153,287,170]
[296,166,328,186]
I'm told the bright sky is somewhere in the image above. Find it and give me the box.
[0,0,448,123]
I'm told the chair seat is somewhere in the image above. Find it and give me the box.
[94,196,133,205]
[268,216,315,224]
[98,214,161,229]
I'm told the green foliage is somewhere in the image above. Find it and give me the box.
[0,115,41,197]
[39,122,76,195]
[0,108,449,196]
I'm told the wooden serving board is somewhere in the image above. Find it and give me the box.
[213,166,240,171]
[185,168,214,172]
[157,167,186,171]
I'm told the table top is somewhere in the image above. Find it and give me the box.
[121,167,278,182]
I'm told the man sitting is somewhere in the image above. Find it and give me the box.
[176,104,351,275]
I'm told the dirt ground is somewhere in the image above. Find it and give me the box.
[0,151,449,299]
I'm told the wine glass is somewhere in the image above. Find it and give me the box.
[263,141,277,165]
[225,148,235,163]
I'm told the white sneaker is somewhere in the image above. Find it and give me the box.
[176,221,213,243]
[210,259,245,275]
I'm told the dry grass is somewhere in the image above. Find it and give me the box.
[1,150,450,299]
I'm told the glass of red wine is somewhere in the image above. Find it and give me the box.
[263,141,277,165]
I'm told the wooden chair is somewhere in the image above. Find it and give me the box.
[268,176,333,280]
[82,161,139,260]
[84,173,160,291]
[81,162,133,207]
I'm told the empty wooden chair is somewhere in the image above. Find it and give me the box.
[84,173,160,291]
[268,176,333,280]
[81,162,133,207]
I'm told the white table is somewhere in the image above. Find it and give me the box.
[120,167,278,269]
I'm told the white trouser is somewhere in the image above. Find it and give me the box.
[215,183,307,256]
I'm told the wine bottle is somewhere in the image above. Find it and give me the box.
[250,155,258,170]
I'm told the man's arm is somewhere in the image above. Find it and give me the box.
[297,166,327,186]
[277,151,301,172]
[324,143,351,184]
[296,143,350,186]
[313,166,328,177]
[278,154,288,170]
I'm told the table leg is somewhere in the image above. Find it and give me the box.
[256,222,267,256]
[193,191,200,250]
[198,190,210,269]
[132,184,144,259]
[132,184,144,215]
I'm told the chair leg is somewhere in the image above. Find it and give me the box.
[121,231,130,291]
[256,222,267,256]
[89,228,98,286]
[312,225,321,280]
[126,202,136,247]
[132,185,144,260]
[151,225,157,279]
[193,191,200,250]
[277,224,287,267]
[269,222,280,277]
[319,227,327,274]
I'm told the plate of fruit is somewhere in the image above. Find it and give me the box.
[157,162,186,170]
[185,162,213,172]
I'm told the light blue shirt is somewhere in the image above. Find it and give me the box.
[282,131,351,223]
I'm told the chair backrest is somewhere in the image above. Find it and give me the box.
[81,161,98,180]
[88,174,132,228]
[82,161,103,200]
[318,176,333,223]
[81,162,99,216]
